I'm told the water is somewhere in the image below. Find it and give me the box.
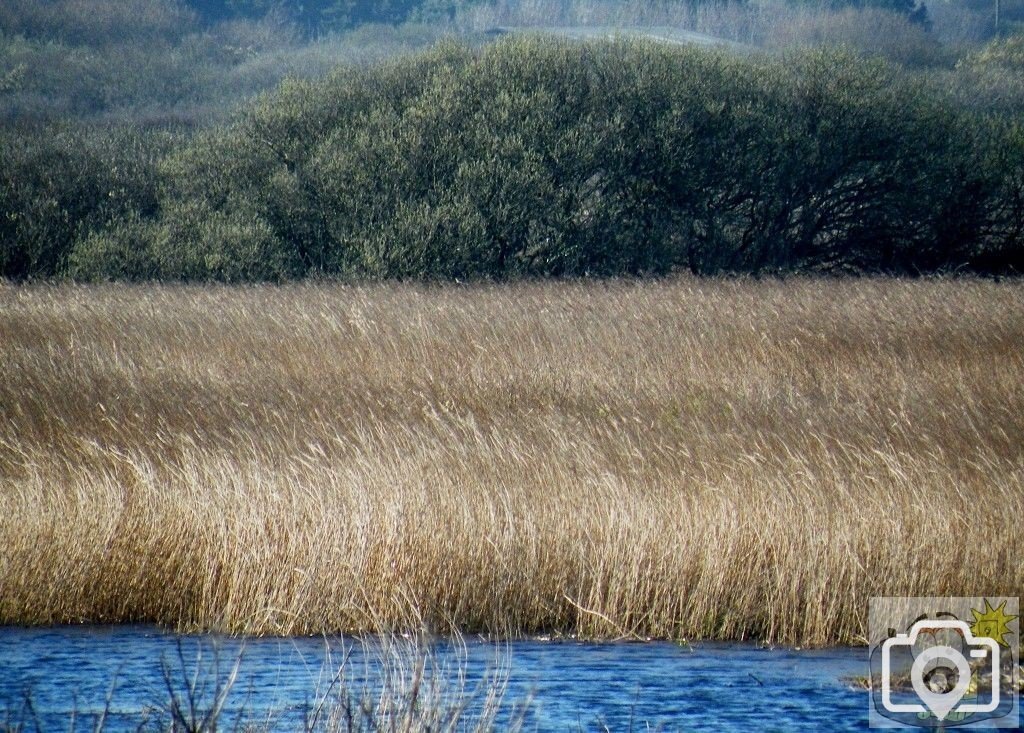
[0,625,869,731]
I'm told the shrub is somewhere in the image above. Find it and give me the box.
[763,7,954,68]
[0,0,197,47]
[0,125,171,280]
[67,214,160,281]
[149,38,1022,280]
[8,37,1024,281]
[959,34,1024,71]
[149,202,299,282]
[69,203,300,283]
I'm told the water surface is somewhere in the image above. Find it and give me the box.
[0,625,868,730]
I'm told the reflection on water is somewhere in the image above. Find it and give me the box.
[0,625,868,731]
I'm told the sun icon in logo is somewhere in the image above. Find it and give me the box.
[969,599,1018,648]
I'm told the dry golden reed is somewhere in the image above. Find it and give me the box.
[0,278,1021,645]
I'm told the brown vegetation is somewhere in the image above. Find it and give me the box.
[0,278,1021,645]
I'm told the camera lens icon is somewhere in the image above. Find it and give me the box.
[882,619,1000,721]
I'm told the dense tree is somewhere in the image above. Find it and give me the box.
[47,38,1020,282]
[3,15,1023,282]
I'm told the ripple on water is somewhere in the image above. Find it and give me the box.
[0,626,869,731]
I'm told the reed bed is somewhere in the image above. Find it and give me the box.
[0,278,1021,645]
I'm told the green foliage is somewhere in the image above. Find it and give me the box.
[68,204,298,283]
[139,38,1024,280]
[0,0,196,47]
[0,125,171,279]
[67,213,159,281]
[5,38,1024,281]
[0,5,289,123]
[766,7,952,68]
[969,120,1024,271]
[145,202,298,282]
[960,35,1024,71]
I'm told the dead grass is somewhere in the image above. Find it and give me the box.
[0,277,1021,645]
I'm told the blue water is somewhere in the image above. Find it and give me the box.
[0,626,869,731]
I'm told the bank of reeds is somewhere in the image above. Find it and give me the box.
[0,278,1021,645]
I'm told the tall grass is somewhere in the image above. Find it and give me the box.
[0,278,1021,646]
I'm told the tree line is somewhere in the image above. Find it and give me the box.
[3,38,1023,281]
